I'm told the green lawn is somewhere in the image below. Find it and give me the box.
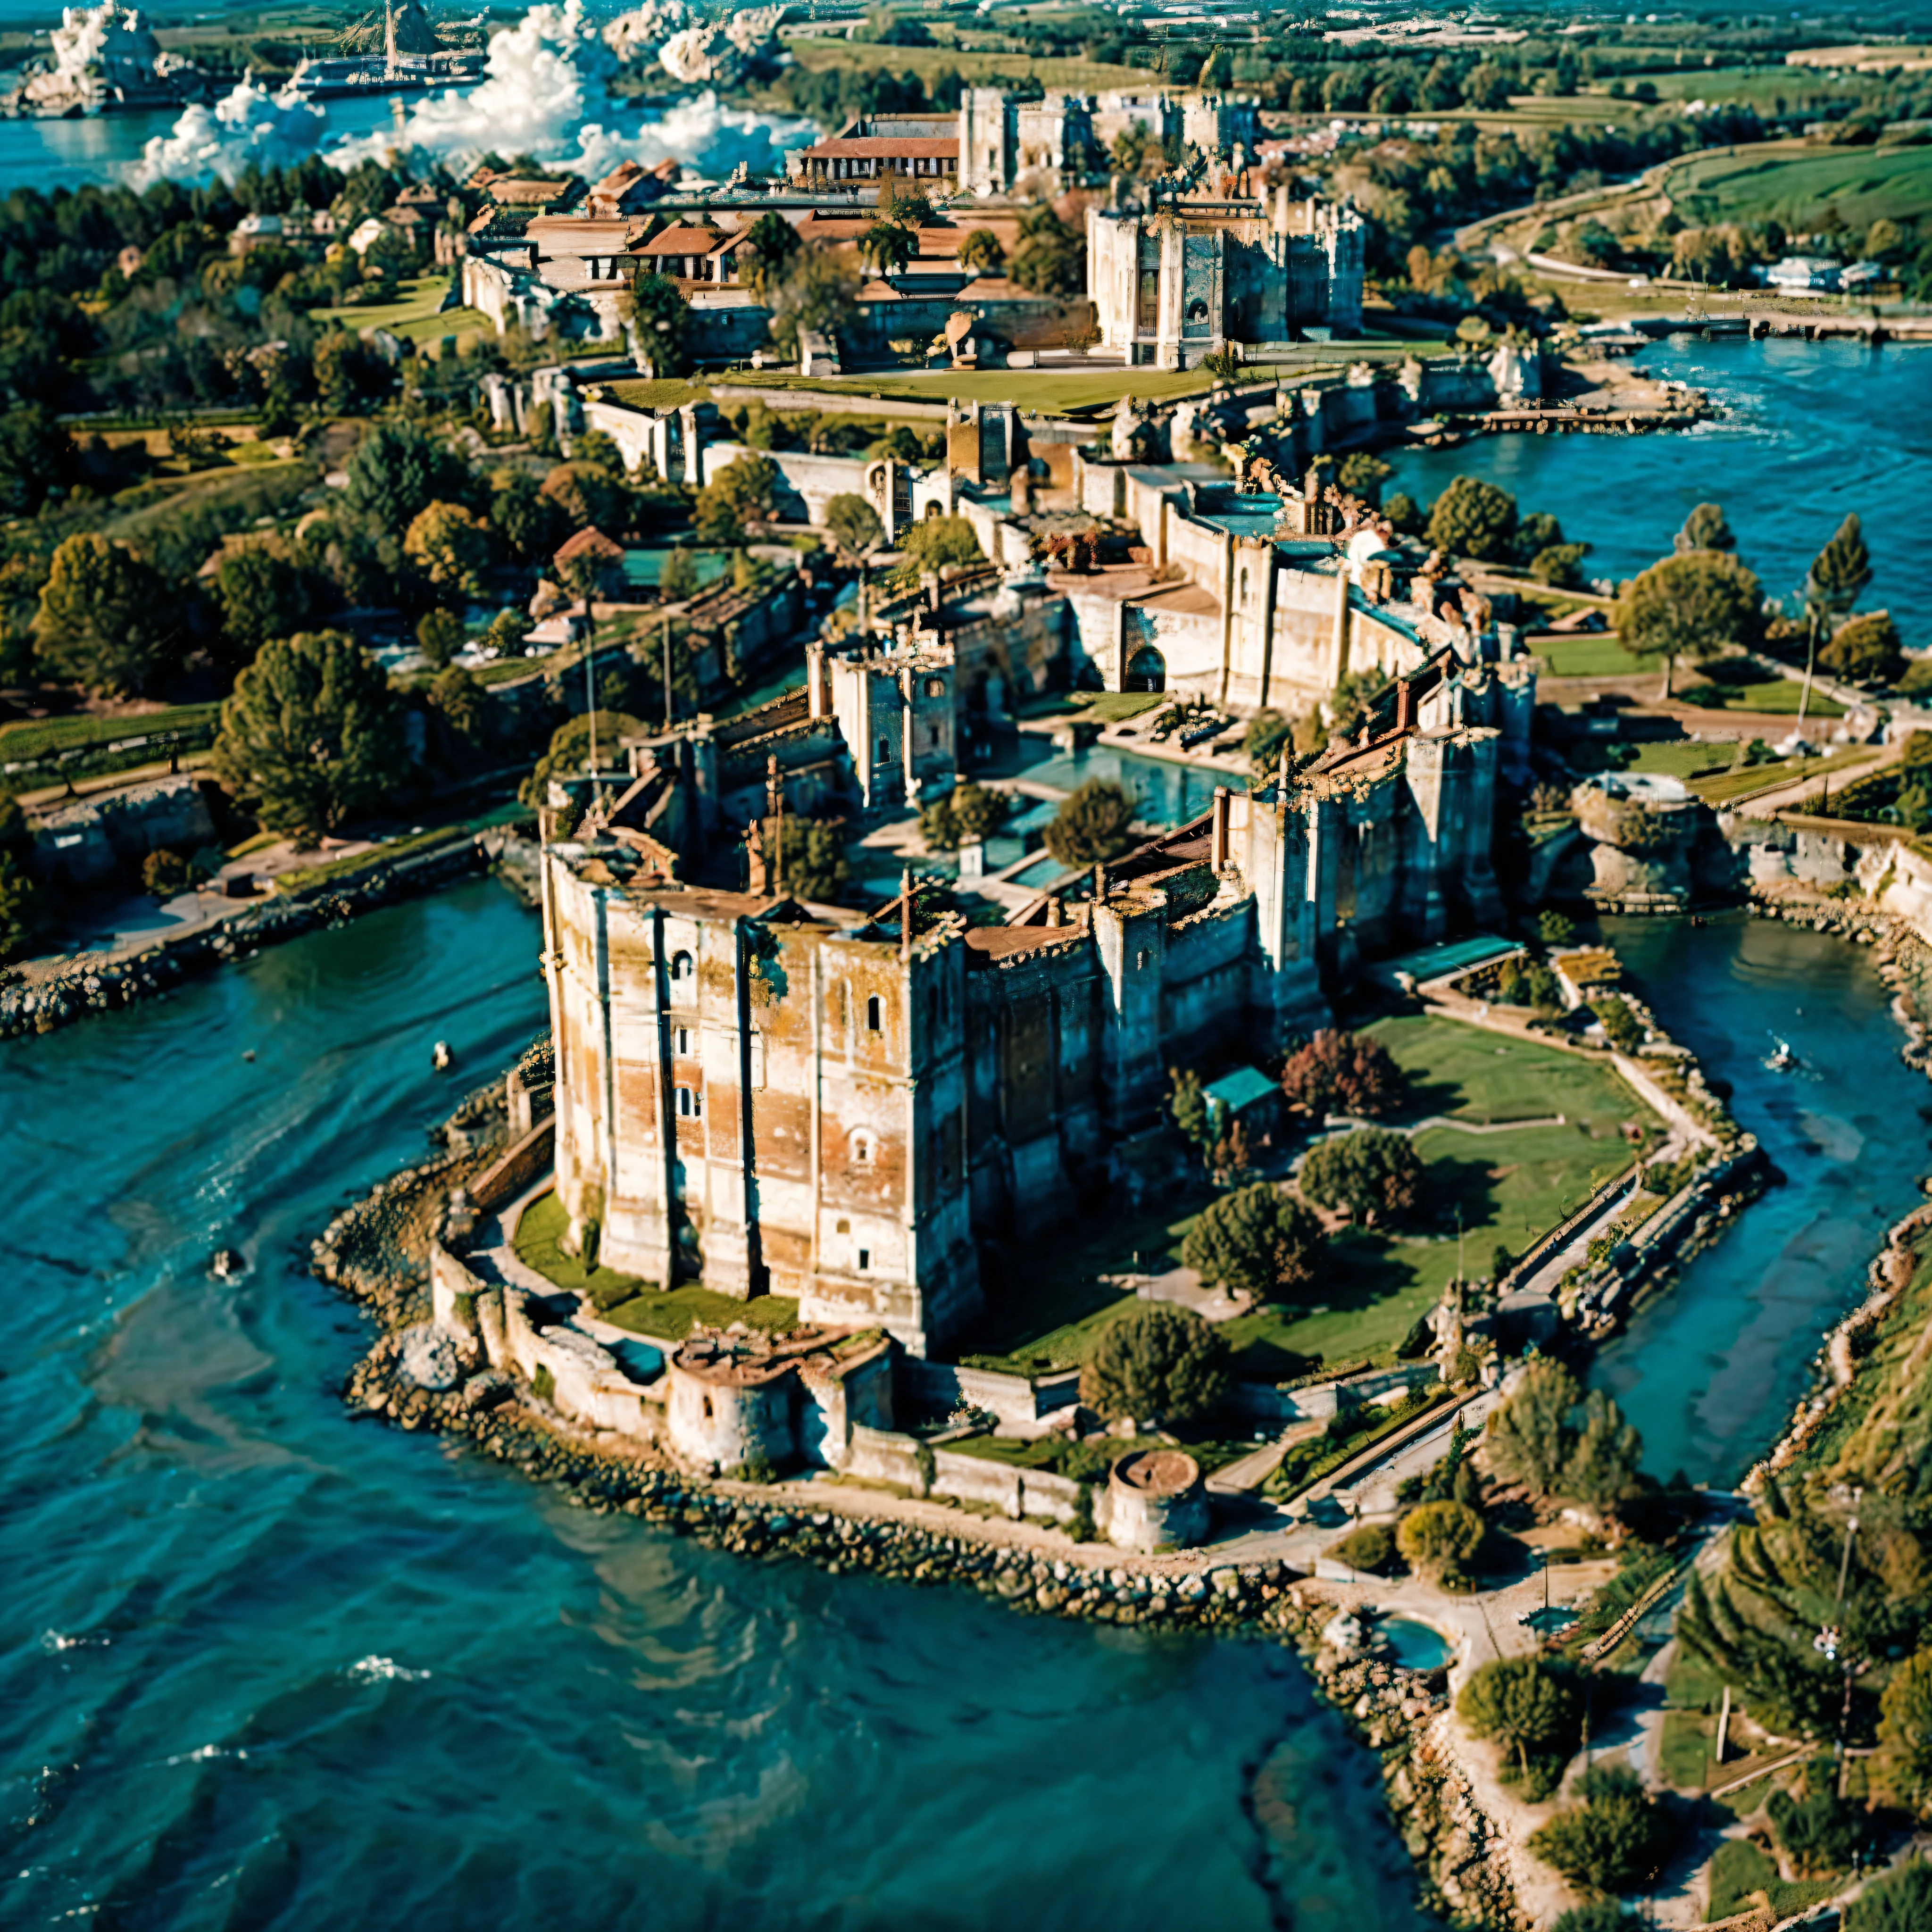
[969,1017,1653,1383]
[721,366,1232,412]
[512,1188,799,1340]
[1680,673,1845,718]
[1537,635,1660,678]
[311,275,457,336]
[1663,137,1932,229]
[1688,743,1884,806]
[1074,691,1166,723]
[780,35,1154,90]
[1705,1839,1841,1923]
[1627,740,1735,780]
[602,377,711,412]
[0,701,217,762]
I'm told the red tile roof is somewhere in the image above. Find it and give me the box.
[794,136,959,159]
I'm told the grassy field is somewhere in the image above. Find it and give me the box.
[602,377,710,412]
[0,701,218,763]
[1536,635,1660,678]
[720,366,1232,412]
[1705,1840,1840,1921]
[780,35,1155,91]
[1626,739,1735,780]
[310,276,491,351]
[1681,671,1845,718]
[1662,138,1932,229]
[513,1189,800,1340]
[1687,742,1882,806]
[968,1015,1653,1382]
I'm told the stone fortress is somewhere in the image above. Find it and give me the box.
[534,378,1536,1365]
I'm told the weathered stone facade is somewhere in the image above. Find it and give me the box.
[541,651,1516,1354]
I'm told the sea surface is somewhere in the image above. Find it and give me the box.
[1594,912,1932,1485]
[1388,335,1932,645]
[0,880,1429,1932]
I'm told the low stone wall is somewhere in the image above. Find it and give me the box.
[469,1119,556,1213]
[1229,1363,1438,1424]
[901,1358,1080,1426]
[842,1424,1084,1525]
[495,1285,657,1442]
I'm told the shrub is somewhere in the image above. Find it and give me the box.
[1592,995,1644,1052]
[1067,1481,1096,1542]
[1331,1522,1400,1574]
[1874,1647,1932,1819]
[1299,1127,1423,1226]
[1767,1775,1861,1878]
[1846,1861,1932,1932]
[1044,777,1138,869]
[1181,1183,1325,1301]
[1538,909,1576,946]
[532,1362,557,1406]
[1397,1498,1485,1581]
[1551,1905,1632,1932]
[1279,1028,1406,1119]
[141,848,192,897]
[1079,1302,1230,1429]
[1528,1765,1671,1896]
[1458,1657,1583,1796]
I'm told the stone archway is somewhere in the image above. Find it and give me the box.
[1126,644,1166,692]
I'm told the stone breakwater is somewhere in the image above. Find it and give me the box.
[1,832,535,1042]
[314,1116,1527,1931]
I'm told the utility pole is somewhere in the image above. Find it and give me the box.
[661,610,674,733]
[582,615,600,815]
[767,752,784,898]
[1833,1486,1862,1797]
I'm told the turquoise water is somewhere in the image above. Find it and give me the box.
[1012,746,1230,827]
[1388,337,1932,645]
[1594,913,1932,1486]
[0,878,1427,1932]
[1377,1620,1453,1673]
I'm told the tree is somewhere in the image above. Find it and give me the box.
[1530,543,1590,588]
[764,249,859,361]
[213,546,316,664]
[1592,994,1643,1052]
[488,467,565,565]
[1458,1657,1583,1789]
[1799,512,1873,724]
[740,211,800,296]
[211,630,404,840]
[1845,1861,1932,1932]
[1183,1183,1325,1300]
[142,847,192,897]
[659,547,700,603]
[899,515,985,574]
[1563,1389,1644,1511]
[824,491,883,558]
[919,779,1006,851]
[1426,476,1518,562]
[1337,451,1393,506]
[1614,550,1765,700]
[1550,1905,1633,1932]
[1280,1028,1406,1120]
[416,607,465,666]
[1483,1358,1581,1496]
[540,460,629,536]
[1675,501,1736,555]
[339,417,465,532]
[0,402,75,517]
[0,847,40,962]
[427,663,487,757]
[1872,1647,1932,1819]
[1767,1777,1862,1878]
[1299,1127,1423,1226]
[34,533,176,696]
[1079,1302,1230,1429]
[1243,708,1292,776]
[1009,206,1085,296]
[1044,777,1137,868]
[1331,1522,1399,1574]
[858,220,915,278]
[1168,1065,1213,1157]
[694,453,779,545]
[1397,1498,1485,1580]
[620,271,691,375]
[1819,610,1904,687]
[403,500,491,596]
[958,228,1005,275]
[775,816,850,902]
[1528,1765,1670,1895]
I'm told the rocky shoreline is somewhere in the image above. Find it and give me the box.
[313,1113,1527,1931]
[1,831,537,1042]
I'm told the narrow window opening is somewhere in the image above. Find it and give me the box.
[836,1217,850,1233]
[701,1394,713,1419]
[866,994,883,1032]
[857,1249,870,1271]
[671,950,693,982]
